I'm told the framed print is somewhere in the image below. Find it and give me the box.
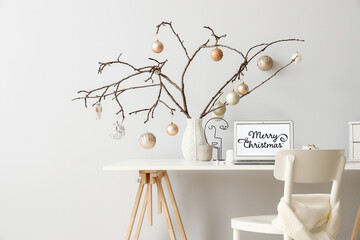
[234,121,294,161]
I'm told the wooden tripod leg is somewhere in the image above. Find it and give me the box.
[157,180,162,214]
[163,172,187,240]
[125,180,145,240]
[156,177,176,240]
[147,183,153,226]
[351,204,360,240]
[134,184,150,240]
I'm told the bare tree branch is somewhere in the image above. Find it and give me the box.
[156,21,190,59]
[74,21,304,124]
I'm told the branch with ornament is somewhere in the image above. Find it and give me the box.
[73,21,304,152]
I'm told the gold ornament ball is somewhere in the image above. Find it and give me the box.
[237,82,249,95]
[152,40,164,53]
[139,132,157,149]
[210,47,223,61]
[226,90,240,105]
[213,102,226,116]
[292,53,302,63]
[257,55,273,71]
[166,122,179,136]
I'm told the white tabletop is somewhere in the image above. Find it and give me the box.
[103,159,360,171]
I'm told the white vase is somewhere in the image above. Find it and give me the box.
[182,119,207,160]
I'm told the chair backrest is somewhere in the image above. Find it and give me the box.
[274,149,346,207]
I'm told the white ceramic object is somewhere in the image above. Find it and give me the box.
[182,119,207,160]
[197,145,213,161]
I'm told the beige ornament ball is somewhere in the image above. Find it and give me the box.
[139,132,156,149]
[152,40,164,53]
[213,102,226,116]
[237,82,249,95]
[292,53,302,63]
[166,122,179,136]
[226,90,240,105]
[257,55,273,71]
[210,47,223,61]
[212,111,224,120]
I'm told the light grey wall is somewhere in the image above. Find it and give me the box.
[0,0,359,239]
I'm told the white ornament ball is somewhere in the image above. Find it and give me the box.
[152,40,164,53]
[139,132,156,149]
[213,102,226,116]
[226,90,240,105]
[257,55,273,71]
[166,122,179,136]
[292,53,302,63]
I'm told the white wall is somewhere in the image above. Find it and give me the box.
[0,0,359,239]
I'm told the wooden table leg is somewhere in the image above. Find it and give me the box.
[351,204,360,240]
[147,183,152,226]
[163,172,187,240]
[125,179,145,240]
[134,184,150,240]
[125,170,186,240]
[156,177,176,240]
[157,179,162,214]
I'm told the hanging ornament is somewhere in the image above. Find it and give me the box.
[292,52,302,63]
[212,102,226,116]
[166,122,179,136]
[237,82,249,95]
[226,90,240,105]
[152,40,164,53]
[139,132,157,149]
[210,47,223,61]
[108,121,126,139]
[95,102,102,120]
[212,112,224,121]
[257,55,273,71]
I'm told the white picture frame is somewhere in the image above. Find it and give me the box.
[233,120,294,160]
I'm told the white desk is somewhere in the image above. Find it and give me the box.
[104,159,360,240]
[104,158,360,171]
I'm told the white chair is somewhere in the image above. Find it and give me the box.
[231,149,346,240]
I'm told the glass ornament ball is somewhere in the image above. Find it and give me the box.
[139,132,157,149]
[212,102,226,116]
[226,90,240,105]
[109,121,125,139]
[152,40,164,53]
[292,53,302,63]
[237,82,249,95]
[257,55,273,71]
[210,47,223,61]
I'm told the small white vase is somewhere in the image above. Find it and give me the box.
[182,119,207,160]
